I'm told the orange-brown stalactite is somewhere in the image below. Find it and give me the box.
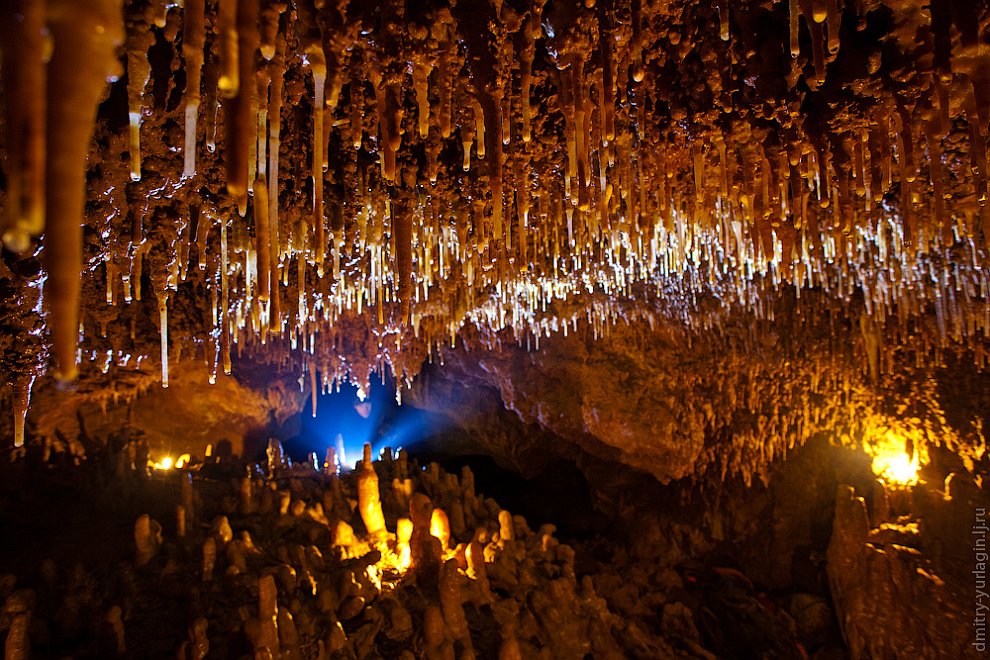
[220,216,231,375]
[310,53,327,267]
[255,178,271,303]
[256,65,270,180]
[381,81,403,183]
[225,0,258,217]
[296,0,325,269]
[44,0,124,382]
[0,0,46,254]
[438,52,453,139]
[268,34,285,258]
[182,0,206,178]
[789,0,800,58]
[413,56,433,140]
[596,0,614,147]
[11,377,35,449]
[0,0,987,407]
[394,194,412,324]
[480,93,505,240]
[630,0,644,81]
[259,0,284,60]
[125,10,154,182]
[203,53,220,152]
[217,0,238,97]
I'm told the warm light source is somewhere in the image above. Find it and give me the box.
[872,449,919,486]
[866,429,922,486]
[151,456,174,471]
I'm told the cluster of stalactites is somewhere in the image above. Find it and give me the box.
[3,0,990,400]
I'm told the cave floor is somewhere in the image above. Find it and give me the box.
[0,455,846,659]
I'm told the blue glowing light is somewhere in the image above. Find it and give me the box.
[290,371,451,470]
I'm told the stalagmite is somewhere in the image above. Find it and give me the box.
[498,510,513,543]
[44,0,125,382]
[134,514,162,567]
[440,559,472,649]
[179,619,209,660]
[430,508,451,551]
[0,0,46,253]
[249,574,280,656]
[410,492,441,583]
[3,592,31,660]
[357,443,386,538]
[396,517,413,566]
[0,3,988,564]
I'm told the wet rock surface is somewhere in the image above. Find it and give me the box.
[0,447,835,659]
[828,476,990,659]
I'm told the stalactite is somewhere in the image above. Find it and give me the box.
[309,51,327,268]
[44,0,125,382]
[413,57,432,140]
[255,178,271,303]
[225,0,259,216]
[256,64,269,179]
[11,377,34,449]
[269,35,286,258]
[221,218,231,374]
[394,194,413,324]
[789,0,801,58]
[717,3,730,41]
[0,0,46,253]
[182,0,206,178]
[159,293,170,388]
[309,360,317,417]
[125,18,154,181]
[217,0,239,96]
[0,0,987,410]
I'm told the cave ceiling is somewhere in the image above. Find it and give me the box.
[1,0,990,454]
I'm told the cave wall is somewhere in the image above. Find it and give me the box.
[20,359,304,460]
[828,475,990,658]
[410,299,985,487]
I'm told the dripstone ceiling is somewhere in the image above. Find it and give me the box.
[2,0,990,453]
